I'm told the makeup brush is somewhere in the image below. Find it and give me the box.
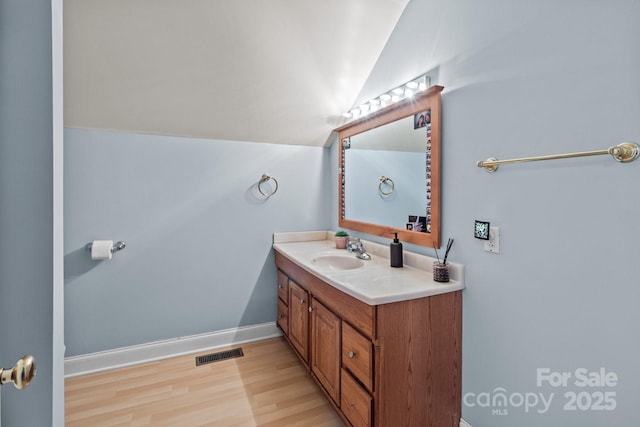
[442,238,454,265]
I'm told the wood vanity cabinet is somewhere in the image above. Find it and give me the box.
[275,251,462,427]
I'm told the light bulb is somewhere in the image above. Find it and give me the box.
[341,74,430,120]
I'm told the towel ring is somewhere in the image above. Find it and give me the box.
[258,174,278,197]
[379,176,395,195]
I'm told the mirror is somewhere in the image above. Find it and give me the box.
[335,85,443,248]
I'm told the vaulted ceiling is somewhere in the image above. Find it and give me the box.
[64,0,408,146]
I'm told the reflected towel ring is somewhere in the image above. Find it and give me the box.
[379,176,395,195]
[258,174,279,197]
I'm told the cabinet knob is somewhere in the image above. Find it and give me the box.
[278,284,282,289]
[308,307,313,313]
[348,351,355,359]
[300,299,305,305]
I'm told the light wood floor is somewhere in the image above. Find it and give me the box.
[65,337,345,426]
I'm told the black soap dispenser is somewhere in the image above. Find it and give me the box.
[389,232,403,268]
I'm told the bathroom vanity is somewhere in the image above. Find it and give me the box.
[273,232,464,427]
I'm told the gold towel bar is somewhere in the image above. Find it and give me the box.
[476,142,639,173]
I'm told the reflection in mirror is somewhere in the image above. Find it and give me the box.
[344,113,429,228]
[336,86,443,248]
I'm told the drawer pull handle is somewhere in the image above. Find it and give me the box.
[348,351,356,359]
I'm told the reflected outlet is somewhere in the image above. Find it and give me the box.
[484,227,500,253]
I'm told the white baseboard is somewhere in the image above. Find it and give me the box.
[460,418,473,427]
[64,322,282,378]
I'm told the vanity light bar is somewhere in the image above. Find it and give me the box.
[342,74,430,120]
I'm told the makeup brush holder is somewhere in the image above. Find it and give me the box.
[433,262,450,283]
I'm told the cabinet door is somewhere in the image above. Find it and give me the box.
[311,298,341,404]
[288,280,309,362]
[277,269,289,303]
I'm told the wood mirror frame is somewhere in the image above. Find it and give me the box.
[335,85,443,248]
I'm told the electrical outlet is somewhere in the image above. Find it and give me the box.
[484,227,500,253]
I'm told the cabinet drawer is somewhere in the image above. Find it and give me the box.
[341,369,372,427]
[277,270,289,304]
[277,298,288,335]
[342,322,373,392]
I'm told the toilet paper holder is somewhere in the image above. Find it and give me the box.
[84,240,126,253]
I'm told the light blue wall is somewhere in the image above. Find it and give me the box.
[338,0,640,426]
[64,129,331,355]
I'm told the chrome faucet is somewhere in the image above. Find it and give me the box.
[347,237,371,260]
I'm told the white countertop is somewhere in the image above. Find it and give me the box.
[273,231,465,305]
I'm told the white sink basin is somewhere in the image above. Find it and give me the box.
[311,254,365,271]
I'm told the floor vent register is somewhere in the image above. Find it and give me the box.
[195,348,244,366]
